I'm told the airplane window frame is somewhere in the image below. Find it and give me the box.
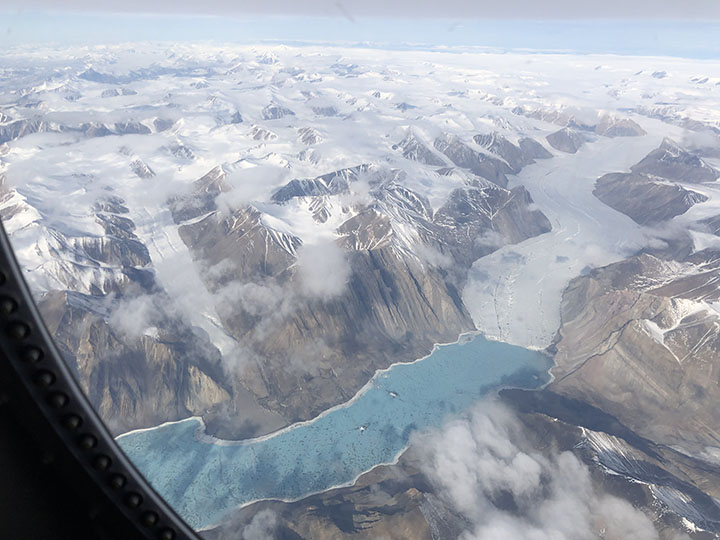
[0,220,200,540]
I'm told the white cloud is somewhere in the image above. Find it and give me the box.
[582,243,614,265]
[645,236,669,250]
[474,229,506,249]
[205,258,239,283]
[295,239,351,300]
[346,172,374,207]
[241,509,278,540]
[216,165,291,212]
[415,243,453,268]
[214,280,291,319]
[681,130,720,152]
[108,293,160,339]
[413,400,660,540]
[212,278,300,340]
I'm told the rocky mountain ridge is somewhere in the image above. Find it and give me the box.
[168,131,551,436]
[594,139,717,225]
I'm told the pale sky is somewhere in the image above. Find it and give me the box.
[4,0,720,19]
[2,2,719,57]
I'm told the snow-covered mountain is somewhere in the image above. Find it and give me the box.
[2,42,720,538]
[0,42,564,436]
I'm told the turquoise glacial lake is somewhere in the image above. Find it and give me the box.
[117,333,552,530]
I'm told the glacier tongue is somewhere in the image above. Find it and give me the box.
[463,134,668,349]
[130,202,243,359]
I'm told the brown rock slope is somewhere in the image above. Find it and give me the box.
[173,161,551,437]
[550,250,720,502]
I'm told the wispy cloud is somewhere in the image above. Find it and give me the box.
[295,238,351,300]
[108,293,161,339]
[413,400,661,540]
[241,509,278,540]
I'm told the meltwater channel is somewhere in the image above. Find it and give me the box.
[117,333,552,529]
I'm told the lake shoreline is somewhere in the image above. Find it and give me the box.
[116,330,554,446]
[118,332,554,530]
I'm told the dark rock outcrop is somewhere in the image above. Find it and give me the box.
[262,104,295,120]
[81,122,113,137]
[519,136,553,160]
[594,115,646,137]
[166,143,195,160]
[169,165,232,222]
[594,172,708,225]
[546,127,584,153]
[394,132,447,167]
[114,121,151,135]
[473,132,552,172]
[101,88,137,98]
[594,140,717,224]
[433,133,512,187]
[130,159,155,179]
[0,118,56,145]
[249,125,277,140]
[153,118,175,132]
[311,106,338,116]
[272,164,378,203]
[297,127,322,145]
[630,138,720,183]
[39,290,231,435]
[432,185,551,268]
[79,68,122,84]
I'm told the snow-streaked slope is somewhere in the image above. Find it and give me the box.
[2,42,720,366]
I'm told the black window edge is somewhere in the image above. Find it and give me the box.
[0,219,200,540]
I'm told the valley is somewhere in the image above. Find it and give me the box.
[1,42,719,539]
